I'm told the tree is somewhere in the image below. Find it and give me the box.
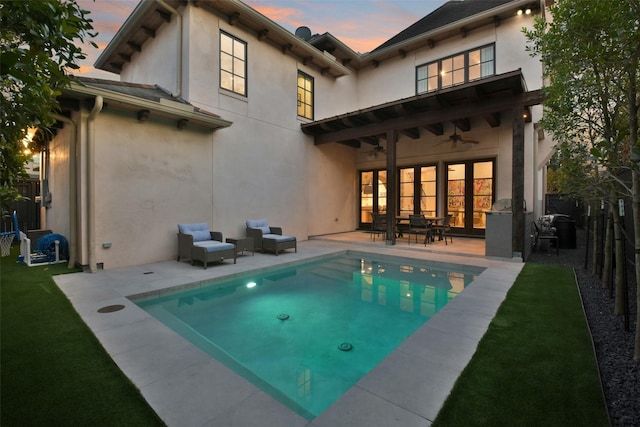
[525,0,640,361]
[0,0,96,214]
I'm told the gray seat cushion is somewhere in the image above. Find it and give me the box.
[194,241,235,253]
[263,234,295,242]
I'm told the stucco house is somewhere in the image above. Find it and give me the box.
[43,0,555,271]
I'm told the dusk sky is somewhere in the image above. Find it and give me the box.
[76,0,448,78]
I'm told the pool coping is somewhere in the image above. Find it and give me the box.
[54,239,524,427]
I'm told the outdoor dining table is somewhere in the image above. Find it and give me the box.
[395,216,445,239]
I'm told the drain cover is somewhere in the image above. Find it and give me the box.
[338,342,353,352]
[97,304,125,313]
[276,313,290,320]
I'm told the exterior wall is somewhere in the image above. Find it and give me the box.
[119,6,180,92]
[180,6,357,240]
[91,109,216,269]
[353,11,547,221]
[67,2,557,268]
[46,124,72,239]
[356,13,543,109]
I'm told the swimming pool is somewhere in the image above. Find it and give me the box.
[135,253,483,420]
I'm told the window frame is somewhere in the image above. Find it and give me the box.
[219,31,247,97]
[416,43,495,94]
[297,70,314,120]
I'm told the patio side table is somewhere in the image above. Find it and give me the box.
[226,237,254,256]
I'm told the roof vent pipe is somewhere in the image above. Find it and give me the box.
[155,0,182,98]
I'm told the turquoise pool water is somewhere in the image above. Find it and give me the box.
[135,253,482,420]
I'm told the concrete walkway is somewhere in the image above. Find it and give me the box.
[54,233,524,427]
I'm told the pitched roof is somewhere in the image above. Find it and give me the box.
[374,0,515,52]
[74,77,191,105]
[60,77,232,130]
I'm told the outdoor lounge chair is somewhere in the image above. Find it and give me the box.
[531,221,559,255]
[246,219,297,255]
[177,223,236,269]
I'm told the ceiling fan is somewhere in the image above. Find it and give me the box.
[363,142,386,158]
[442,127,480,148]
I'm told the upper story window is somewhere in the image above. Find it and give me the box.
[220,31,246,96]
[416,44,495,94]
[297,71,314,120]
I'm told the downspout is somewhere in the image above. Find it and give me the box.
[87,96,103,273]
[52,114,78,268]
[156,0,182,98]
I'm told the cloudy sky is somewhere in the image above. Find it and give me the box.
[76,0,448,78]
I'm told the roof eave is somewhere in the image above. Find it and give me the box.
[363,0,534,63]
[65,82,233,131]
[95,0,351,78]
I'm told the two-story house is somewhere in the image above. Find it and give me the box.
[43,0,554,270]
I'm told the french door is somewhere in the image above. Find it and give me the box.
[360,170,387,226]
[445,160,494,236]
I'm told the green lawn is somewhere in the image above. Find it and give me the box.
[0,246,165,426]
[1,246,608,426]
[432,263,609,426]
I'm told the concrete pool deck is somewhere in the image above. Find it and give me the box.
[54,233,524,426]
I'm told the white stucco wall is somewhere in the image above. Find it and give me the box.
[119,6,180,92]
[180,7,357,240]
[46,124,72,239]
[89,110,216,269]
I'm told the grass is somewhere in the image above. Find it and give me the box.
[1,247,609,426]
[432,263,609,427]
[0,246,165,426]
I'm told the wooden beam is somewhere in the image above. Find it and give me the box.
[484,112,501,127]
[512,107,525,256]
[385,130,398,245]
[156,9,171,22]
[312,90,544,145]
[141,26,156,38]
[423,123,444,136]
[258,29,269,41]
[453,118,470,132]
[399,127,420,139]
[127,41,142,52]
[228,12,240,25]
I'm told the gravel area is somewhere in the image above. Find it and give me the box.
[527,228,639,427]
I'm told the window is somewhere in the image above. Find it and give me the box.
[416,44,495,94]
[220,32,246,96]
[297,71,314,119]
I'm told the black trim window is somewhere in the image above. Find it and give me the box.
[416,44,495,94]
[297,71,314,119]
[220,31,246,96]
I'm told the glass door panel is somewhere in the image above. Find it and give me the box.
[399,168,414,217]
[447,164,465,228]
[377,171,387,213]
[473,161,493,230]
[420,166,437,216]
[360,171,374,224]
